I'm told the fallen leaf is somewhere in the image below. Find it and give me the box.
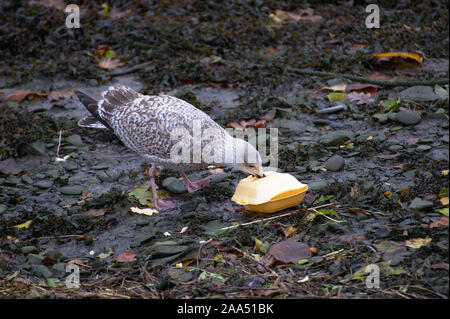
[4,90,34,102]
[83,208,108,217]
[130,207,159,216]
[113,250,137,263]
[346,83,381,94]
[384,191,393,198]
[281,226,298,238]
[350,182,360,200]
[437,208,449,216]
[68,259,88,265]
[268,240,311,266]
[254,238,270,254]
[373,52,423,64]
[180,226,188,234]
[347,92,375,105]
[441,197,449,206]
[442,170,449,176]
[430,217,449,228]
[14,220,32,229]
[327,92,347,101]
[405,237,431,249]
[393,163,408,169]
[209,168,224,174]
[98,57,124,70]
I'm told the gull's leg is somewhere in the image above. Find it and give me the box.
[179,171,212,193]
[147,165,175,211]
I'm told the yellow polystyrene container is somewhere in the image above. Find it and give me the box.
[231,171,308,213]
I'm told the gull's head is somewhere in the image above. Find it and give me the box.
[233,138,264,178]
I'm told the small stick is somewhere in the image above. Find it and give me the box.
[56,130,62,158]
[220,203,336,231]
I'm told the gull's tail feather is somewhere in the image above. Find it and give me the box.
[75,90,112,130]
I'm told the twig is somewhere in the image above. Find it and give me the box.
[56,130,62,158]
[220,203,335,231]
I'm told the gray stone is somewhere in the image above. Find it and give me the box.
[396,110,421,125]
[308,180,328,191]
[409,197,433,210]
[388,145,403,152]
[399,86,440,102]
[4,175,21,186]
[59,185,82,195]
[180,200,199,212]
[324,154,345,172]
[20,141,47,156]
[92,157,119,169]
[21,246,38,254]
[27,254,44,264]
[35,180,53,189]
[66,134,84,147]
[441,135,449,144]
[0,205,7,214]
[31,264,52,279]
[416,145,432,152]
[319,131,353,146]
[162,177,187,194]
[21,174,34,184]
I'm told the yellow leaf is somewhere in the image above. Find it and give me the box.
[405,237,431,249]
[130,207,159,216]
[14,220,32,229]
[440,197,449,206]
[282,226,298,238]
[373,52,423,64]
[442,170,449,176]
[384,191,393,198]
[327,92,347,101]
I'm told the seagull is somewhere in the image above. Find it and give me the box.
[75,86,263,211]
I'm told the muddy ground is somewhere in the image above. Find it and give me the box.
[0,0,448,299]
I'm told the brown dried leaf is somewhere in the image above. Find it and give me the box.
[113,250,137,263]
[430,217,449,228]
[4,90,34,102]
[268,240,311,265]
[83,208,108,217]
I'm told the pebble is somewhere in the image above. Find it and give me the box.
[0,205,7,214]
[31,264,52,279]
[409,197,433,210]
[319,131,353,146]
[396,110,421,125]
[21,174,34,184]
[308,180,328,191]
[21,246,39,254]
[4,175,21,186]
[66,134,84,147]
[35,180,53,189]
[20,141,47,156]
[162,177,187,193]
[59,185,83,195]
[416,145,432,152]
[324,154,345,171]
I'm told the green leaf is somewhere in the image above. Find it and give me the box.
[381,98,400,112]
[297,259,309,265]
[436,208,449,216]
[104,50,116,58]
[313,194,334,205]
[439,187,449,198]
